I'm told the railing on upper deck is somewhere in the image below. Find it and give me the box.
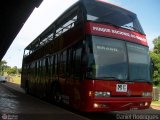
[24,3,83,57]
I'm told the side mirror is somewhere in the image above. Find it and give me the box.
[150,58,154,78]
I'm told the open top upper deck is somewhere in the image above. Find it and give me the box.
[24,0,146,57]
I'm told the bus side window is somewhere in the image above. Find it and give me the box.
[72,42,82,79]
[45,57,49,76]
[59,51,67,78]
[75,47,82,79]
[52,55,55,76]
[42,58,45,76]
[39,59,42,78]
[34,62,37,78]
[63,51,67,77]
[59,53,63,76]
[49,56,52,77]
[67,48,72,77]
[55,54,58,79]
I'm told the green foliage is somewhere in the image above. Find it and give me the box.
[153,36,160,54]
[0,60,7,75]
[150,52,160,85]
[0,60,7,66]
[6,66,20,75]
[6,68,17,75]
[0,60,21,76]
[150,36,160,86]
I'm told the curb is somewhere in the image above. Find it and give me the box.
[2,82,25,93]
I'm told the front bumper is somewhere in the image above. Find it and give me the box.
[84,97,152,112]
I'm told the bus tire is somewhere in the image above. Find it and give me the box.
[25,80,29,94]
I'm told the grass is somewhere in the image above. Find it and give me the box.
[151,101,160,107]
[7,75,21,85]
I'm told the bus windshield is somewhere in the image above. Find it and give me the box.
[86,36,151,82]
[127,42,151,81]
[83,0,145,34]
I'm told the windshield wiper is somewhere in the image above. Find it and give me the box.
[132,79,151,82]
[96,77,124,82]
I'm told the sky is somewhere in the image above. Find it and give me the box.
[3,0,160,68]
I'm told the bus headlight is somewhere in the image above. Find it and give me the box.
[95,91,111,97]
[142,92,152,97]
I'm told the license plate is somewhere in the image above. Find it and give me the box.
[116,84,127,92]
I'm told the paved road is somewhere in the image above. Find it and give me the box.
[0,83,88,120]
[0,83,159,120]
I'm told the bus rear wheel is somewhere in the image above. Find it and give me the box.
[52,83,61,104]
[25,81,29,94]
[54,91,61,103]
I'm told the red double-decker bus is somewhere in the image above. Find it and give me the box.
[21,0,153,112]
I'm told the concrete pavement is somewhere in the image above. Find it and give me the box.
[0,82,89,120]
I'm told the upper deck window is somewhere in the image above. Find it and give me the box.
[82,0,145,34]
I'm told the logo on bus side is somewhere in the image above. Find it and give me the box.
[116,84,127,92]
[92,26,147,42]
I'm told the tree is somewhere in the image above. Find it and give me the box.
[0,60,7,66]
[150,36,160,86]
[0,60,7,75]
[0,61,22,76]
[6,67,17,75]
[6,66,19,75]
[153,36,160,54]
[150,52,160,85]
